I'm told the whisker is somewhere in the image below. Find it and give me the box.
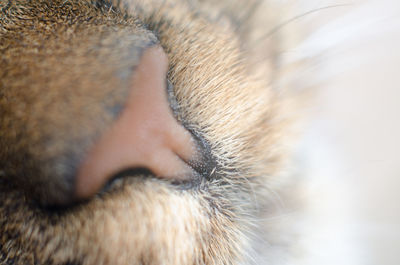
[256,4,352,43]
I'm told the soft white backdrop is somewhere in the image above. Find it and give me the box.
[291,1,400,264]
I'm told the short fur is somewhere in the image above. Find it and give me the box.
[0,0,301,264]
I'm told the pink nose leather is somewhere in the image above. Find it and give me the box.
[75,46,196,200]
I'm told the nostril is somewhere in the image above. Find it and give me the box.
[74,46,198,201]
[100,167,155,195]
[166,80,217,181]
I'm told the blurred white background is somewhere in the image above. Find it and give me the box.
[288,0,400,264]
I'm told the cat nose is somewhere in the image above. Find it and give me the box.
[75,47,196,200]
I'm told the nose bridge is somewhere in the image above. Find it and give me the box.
[75,47,196,200]
[1,0,194,206]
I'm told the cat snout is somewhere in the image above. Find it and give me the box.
[75,46,198,201]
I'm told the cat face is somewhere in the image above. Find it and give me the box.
[0,1,291,264]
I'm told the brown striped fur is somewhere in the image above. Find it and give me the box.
[0,1,301,264]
